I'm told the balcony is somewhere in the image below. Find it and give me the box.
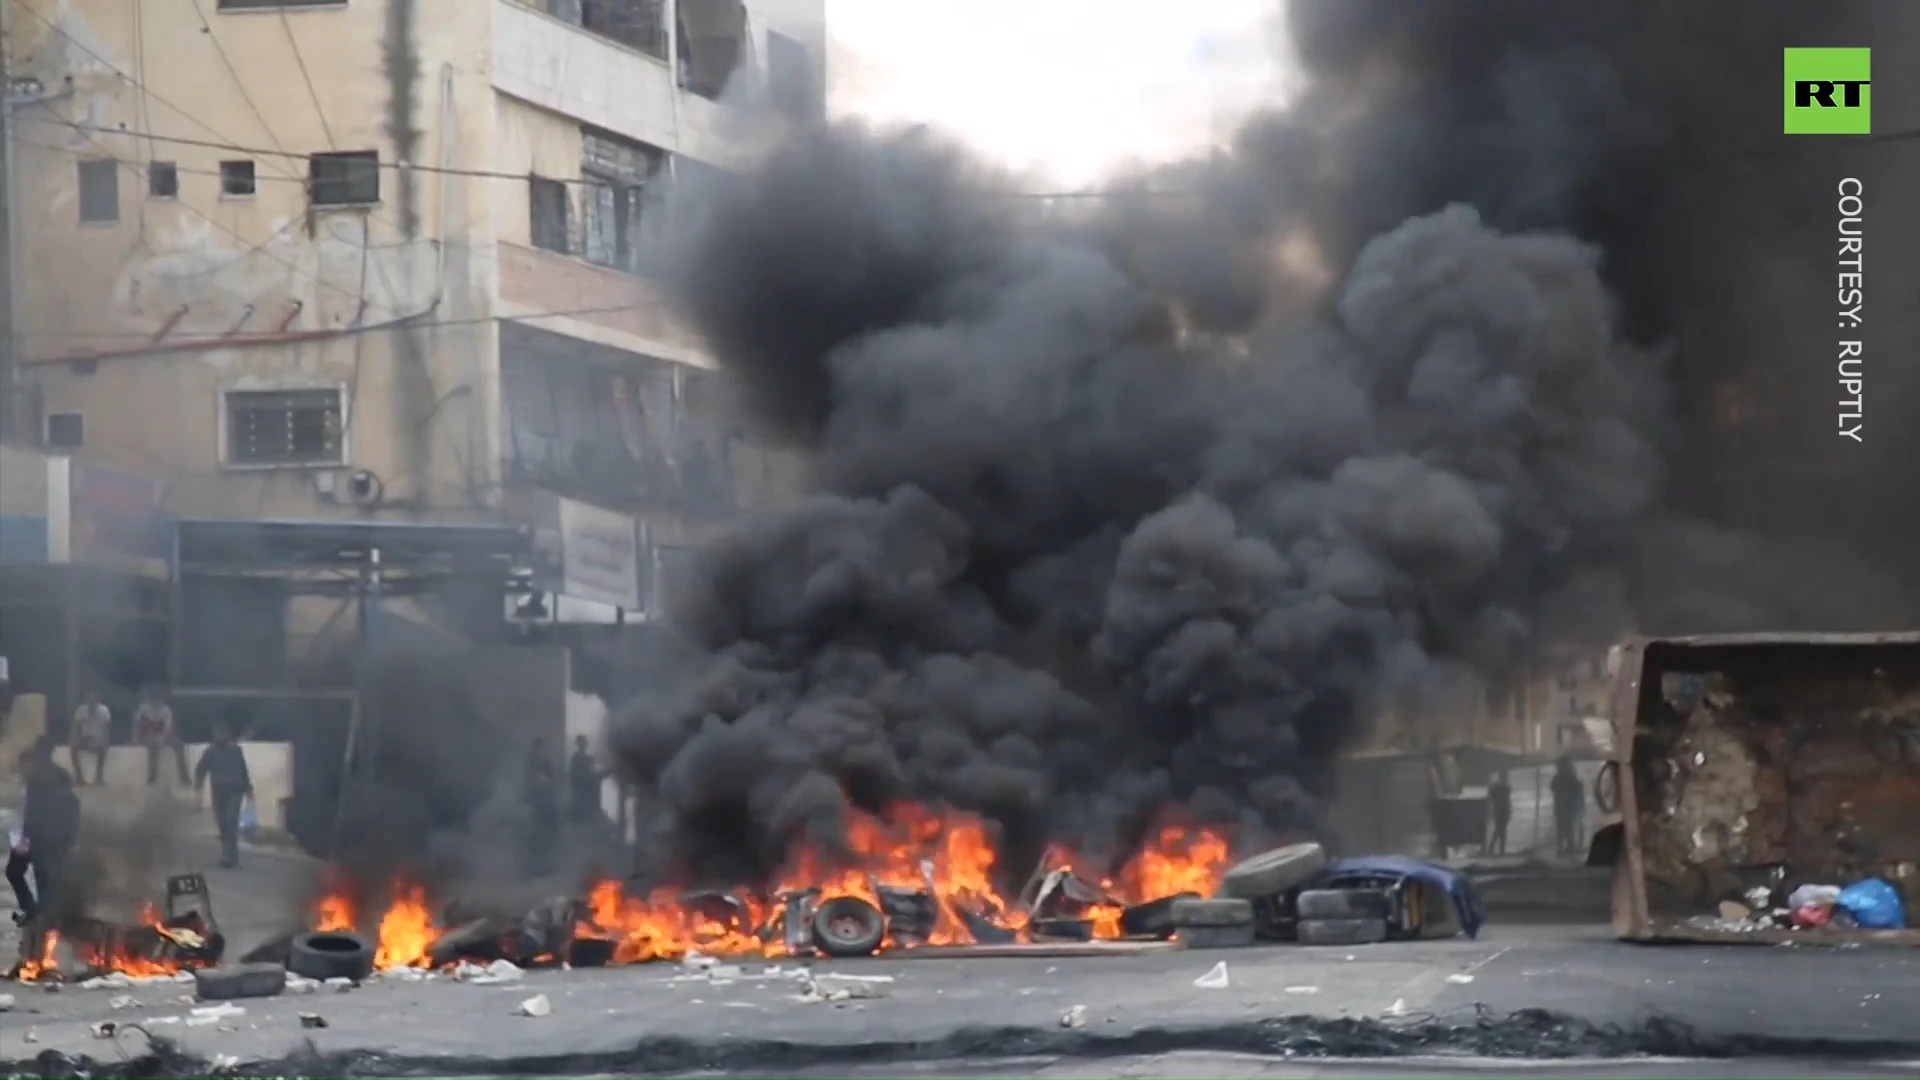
[499,323,738,520]
[493,0,764,168]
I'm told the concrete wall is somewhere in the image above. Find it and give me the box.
[11,0,502,517]
[0,446,51,518]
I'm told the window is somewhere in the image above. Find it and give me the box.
[529,176,570,254]
[579,129,663,275]
[224,389,344,466]
[309,150,380,206]
[148,162,179,199]
[77,160,119,223]
[219,160,256,197]
[44,413,84,449]
[575,0,668,58]
[215,0,346,10]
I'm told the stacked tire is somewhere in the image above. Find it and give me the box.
[1212,842,1391,946]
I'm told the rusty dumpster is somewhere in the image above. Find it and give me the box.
[1608,631,1920,945]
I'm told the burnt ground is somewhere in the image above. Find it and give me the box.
[5,925,1920,1077]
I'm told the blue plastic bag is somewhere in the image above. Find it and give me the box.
[238,795,259,839]
[1837,878,1906,929]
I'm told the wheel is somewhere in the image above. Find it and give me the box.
[1179,921,1257,949]
[1593,760,1621,815]
[1296,916,1388,946]
[1119,892,1199,938]
[1217,843,1328,900]
[1170,897,1255,928]
[287,930,376,982]
[810,896,886,958]
[1295,888,1391,920]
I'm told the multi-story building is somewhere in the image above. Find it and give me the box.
[5,0,822,615]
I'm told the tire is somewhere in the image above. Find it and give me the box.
[1119,893,1199,938]
[810,896,886,958]
[1180,922,1257,949]
[1217,843,1328,900]
[287,931,376,982]
[1171,897,1255,928]
[193,961,287,1001]
[1295,888,1391,921]
[1296,916,1388,946]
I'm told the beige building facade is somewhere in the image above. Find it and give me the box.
[7,0,821,611]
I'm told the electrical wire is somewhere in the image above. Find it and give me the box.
[280,7,338,152]
[21,302,646,347]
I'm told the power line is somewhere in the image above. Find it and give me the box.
[20,302,645,350]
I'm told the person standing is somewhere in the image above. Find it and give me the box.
[10,739,78,925]
[1550,754,1585,858]
[194,723,252,869]
[135,688,190,787]
[1487,770,1513,855]
[567,735,604,828]
[69,689,111,786]
[524,755,560,879]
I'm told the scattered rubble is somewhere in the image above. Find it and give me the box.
[299,1012,328,1029]
[516,993,551,1018]
[1060,1004,1088,1028]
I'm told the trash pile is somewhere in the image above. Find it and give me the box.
[1688,876,1908,935]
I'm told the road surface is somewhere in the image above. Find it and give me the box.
[3,924,1919,1076]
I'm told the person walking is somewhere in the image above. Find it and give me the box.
[69,689,111,786]
[194,723,252,869]
[1550,754,1585,858]
[523,755,561,879]
[9,739,78,925]
[1487,769,1513,855]
[135,688,190,787]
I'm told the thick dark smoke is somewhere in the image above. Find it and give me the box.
[610,0,1920,884]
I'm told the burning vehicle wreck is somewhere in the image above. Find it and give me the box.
[1608,633,1920,945]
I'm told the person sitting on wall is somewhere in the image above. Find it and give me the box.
[69,689,111,786]
[135,687,190,788]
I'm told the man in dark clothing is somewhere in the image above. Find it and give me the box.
[1487,770,1513,855]
[524,755,560,879]
[567,735,603,827]
[10,739,79,925]
[1550,754,1585,858]
[194,723,252,869]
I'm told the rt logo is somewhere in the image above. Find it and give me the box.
[1785,48,1871,135]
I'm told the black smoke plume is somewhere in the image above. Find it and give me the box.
[609,0,1920,885]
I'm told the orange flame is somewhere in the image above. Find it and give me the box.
[308,805,1233,970]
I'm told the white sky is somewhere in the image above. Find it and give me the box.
[823,0,1295,188]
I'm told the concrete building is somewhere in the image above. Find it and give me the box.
[4,0,822,616]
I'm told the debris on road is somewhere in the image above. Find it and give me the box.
[186,1002,246,1027]
[1446,973,1475,984]
[803,972,893,1002]
[89,1020,116,1039]
[0,992,16,1011]
[1192,960,1230,989]
[1060,1004,1088,1028]
[109,994,135,1010]
[1284,985,1320,995]
[1218,843,1328,900]
[323,977,356,992]
[516,993,551,1017]
[299,1012,328,1029]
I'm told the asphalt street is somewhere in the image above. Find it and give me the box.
[5,924,1920,1076]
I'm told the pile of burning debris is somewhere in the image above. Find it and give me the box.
[8,807,1482,995]
[8,873,226,986]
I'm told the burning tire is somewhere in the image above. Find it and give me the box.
[287,931,375,982]
[810,897,886,958]
[1296,916,1388,946]
[1295,888,1392,921]
[1217,843,1328,900]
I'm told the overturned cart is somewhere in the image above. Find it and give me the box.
[1607,632,1920,945]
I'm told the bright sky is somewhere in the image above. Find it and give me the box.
[823,0,1295,188]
